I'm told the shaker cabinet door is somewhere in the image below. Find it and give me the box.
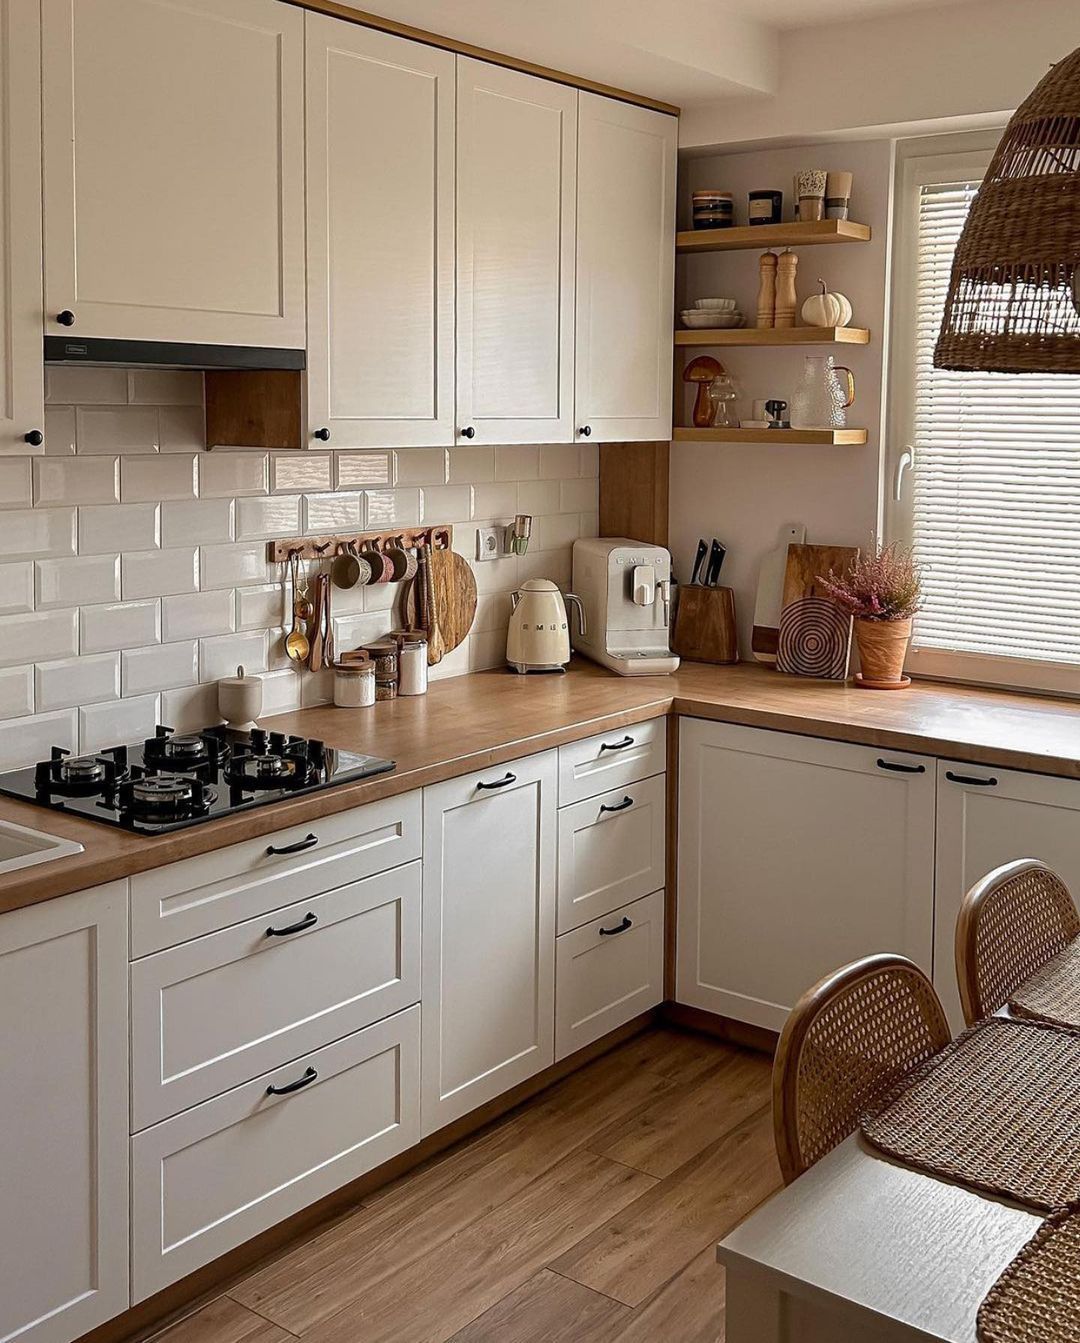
[41,0,305,348]
[574,94,676,443]
[305,14,455,448]
[455,59,577,446]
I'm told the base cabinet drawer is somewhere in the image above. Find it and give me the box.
[131,1005,420,1302]
[131,861,421,1129]
[558,718,666,806]
[555,890,664,1061]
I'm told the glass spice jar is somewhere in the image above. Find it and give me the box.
[333,661,375,708]
[398,637,428,696]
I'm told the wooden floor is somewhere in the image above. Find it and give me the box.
[151,1028,781,1343]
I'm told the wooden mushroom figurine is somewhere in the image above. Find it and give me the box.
[683,355,724,428]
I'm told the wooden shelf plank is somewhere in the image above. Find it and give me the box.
[672,427,868,445]
[675,326,870,347]
[676,220,872,253]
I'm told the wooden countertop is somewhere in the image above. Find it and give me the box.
[1,659,1079,917]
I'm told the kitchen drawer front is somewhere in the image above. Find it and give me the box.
[131,1005,420,1303]
[557,771,665,932]
[130,790,422,956]
[558,718,666,806]
[131,861,421,1130]
[555,890,664,1061]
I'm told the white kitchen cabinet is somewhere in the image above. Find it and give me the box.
[421,751,557,1135]
[41,0,305,348]
[676,720,936,1032]
[0,882,129,1343]
[935,760,1080,1029]
[0,0,43,455]
[455,59,576,445]
[305,14,455,448]
[574,93,676,443]
[557,717,667,806]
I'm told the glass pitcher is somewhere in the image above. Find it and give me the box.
[789,356,855,429]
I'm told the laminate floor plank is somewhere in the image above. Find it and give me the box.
[303,1150,656,1343]
[615,1247,726,1343]
[552,1105,781,1307]
[150,1297,296,1343]
[612,1027,743,1086]
[444,1269,630,1343]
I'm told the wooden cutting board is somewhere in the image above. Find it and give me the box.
[776,543,858,680]
[404,548,477,661]
[752,522,805,663]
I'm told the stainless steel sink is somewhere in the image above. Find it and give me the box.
[0,819,83,877]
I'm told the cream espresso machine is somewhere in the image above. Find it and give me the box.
[571,538,680,675]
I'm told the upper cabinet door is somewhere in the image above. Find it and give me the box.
[574,95,676,443]
[455,59,576,446]
[305,15,455,449]
[41,0,305,348]
[0,0,43,454]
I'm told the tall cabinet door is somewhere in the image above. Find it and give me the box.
[574,94,676,444]
[676,720,936,1033]
[0,0,43,455]
[422,751,557,1136]
[455,59,576,446]
[0,882,129,1343]
[41,0,305,347]
[306,15,455,449]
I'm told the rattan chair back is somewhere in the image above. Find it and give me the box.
[955,858,1080,1026]
[772,953,951,1184]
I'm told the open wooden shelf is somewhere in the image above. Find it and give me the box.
[675,326,870,348]
[676,220,872,253]
[673,426,868,445]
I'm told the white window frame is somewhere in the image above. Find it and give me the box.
[884,129,1080,698]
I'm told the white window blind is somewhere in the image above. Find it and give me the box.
[908,176,1080,672]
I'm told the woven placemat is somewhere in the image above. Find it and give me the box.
[861,1016,1080,1211]
[1011,938,1080,1029]
[978,1208,1080,1343]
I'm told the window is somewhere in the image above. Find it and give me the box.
[888,139,1080,694]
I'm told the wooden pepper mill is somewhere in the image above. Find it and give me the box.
[756,251,777,329]
[775,249,799,327]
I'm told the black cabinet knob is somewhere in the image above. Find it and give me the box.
[460,426,476,439]
[56,310,75,326]
[23,430,43,447]
[578,425,592,437]
[313,427,331,442]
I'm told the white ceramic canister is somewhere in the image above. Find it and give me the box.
[333,661,375,708]
[218,664,263,728]
[398,637,428,696]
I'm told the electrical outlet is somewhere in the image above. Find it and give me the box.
[476,525,511,561]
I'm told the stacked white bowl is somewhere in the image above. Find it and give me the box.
[680,297,744,329]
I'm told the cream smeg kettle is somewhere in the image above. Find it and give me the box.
[506,579,586,674]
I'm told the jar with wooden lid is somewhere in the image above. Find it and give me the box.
[333,660,375,708]
[363,638,398,681]
[398,636,428,696]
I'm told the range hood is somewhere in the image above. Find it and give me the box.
[44,336,305,371]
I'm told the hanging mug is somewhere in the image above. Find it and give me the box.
[332,541,371,590]
[364,541,391,585]
[381,538,412,582]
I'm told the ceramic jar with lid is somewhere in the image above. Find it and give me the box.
[333,660,375,708]
[398,636,428,696]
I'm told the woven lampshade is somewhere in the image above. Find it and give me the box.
[934,45,1080,373]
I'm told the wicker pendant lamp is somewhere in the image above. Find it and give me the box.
[934,45,1080,373]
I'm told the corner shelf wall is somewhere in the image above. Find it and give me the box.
[676,219,872,253]
[676,326,870,348]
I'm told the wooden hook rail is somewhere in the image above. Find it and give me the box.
[266,524,453,564]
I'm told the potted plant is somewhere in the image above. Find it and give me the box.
[818,543,922,688]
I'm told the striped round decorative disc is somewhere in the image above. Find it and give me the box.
[776,597,851,679]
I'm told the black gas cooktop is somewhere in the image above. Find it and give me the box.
[0,724,394,834]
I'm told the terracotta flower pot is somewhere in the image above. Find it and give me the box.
[854,617,912,685]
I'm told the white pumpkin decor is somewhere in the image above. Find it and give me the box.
[801,279,852,328]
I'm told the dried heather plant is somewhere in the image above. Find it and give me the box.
[817,543,922,622]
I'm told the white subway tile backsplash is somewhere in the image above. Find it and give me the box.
[161,498,233,547]
[428,638,471,682]
[236,584,288,633]
[199,630,268,682]
[579,442,599,477]
[0,563,34,616]
[36,653,120,712]
[121,454,197,502]
[200,451,267,498]
[474,592,513,634]
[0,666,34,721]
[301,667,333,708]
[46,366,127,405]
[0,709,77,768]
[272,454,332,494]
[161,589,234,642]
[538,444,581,479]
[200,542,271,590]
[76,406,160,454]
[79,503,159,555]
[448,446,495,484]
[80,600,160,654]
[0,459,33,509]
[331,612,386,654]
[469,628,506,673]
[395,448,448,486]
[159,405,206,452]
[516,480,560,516]
[34,456,119,506]
[495,445,539,481]
[257,668,302,715]
[0,610,79,668]
[535,512,583,552]
[43,406,76,455]
[364,488,419,528]
[128,370,203,406]
[80,694,160,754]
[303,492,362,534]
[471,483,517,520]
[560,477,599,514]
[0,508,77,559]
[336,451,392,489]
[121,547,198,600]
[122,641,198,695]
[161,682,220,733]
[473,555,518,595]
[421,485,472,524]
[236,495,301,541]
[36,554,120,609]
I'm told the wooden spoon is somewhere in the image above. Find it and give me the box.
[309,570,325,672]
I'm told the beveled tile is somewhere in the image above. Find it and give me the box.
[395,448,448,486]
[33,456,120,506]
[579,442,599,478]
[0,666,34,721]
[162,590,235,643]
[79,503,159,555]
[76,406,160,454]
[0,508,77,559]
[257,668,302,716]
[495,445,540,481]
[364,488,420,528]
[236,584,288,633]
[0,459,33,509]
[80,600,160,654]
[122,641,199,695]
[236,496,301,542]
[127,370,204,406]
[471,484,517,521]
[121,548,198,600]
[0,709,77,770]
[421,485,472,524]
[303,493,363,534]
[336,451,393,490]
[560,478,599,514]
[160,682,220,733]
[159,405,206,452]
[448,446,495,485]
[0,562,34,616]
[535,512,582,551]
[199,542,269,589]
[516,481,560,516]
[80,694,160,754]
[45,366,127,405]
[35,653,119,712]
[36,554,120,609]
[43,406,76,455]
[161,498,233,548]
[199,630,268,682]
[0,609,79,668]
[272,454,333,494]
[200,452,268,498]
[538,443,581,480]
[121,454,198,502]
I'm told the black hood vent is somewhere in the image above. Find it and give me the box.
[44,336,305,371]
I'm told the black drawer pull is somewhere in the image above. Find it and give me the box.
[946,771,998,787]
[599,917,632,937]
[477,772,516,790]
[600,796,634,814]
[599,736,634,753]
[266,1066,317,1096]
[265,911,318,938]
[266,832,319,856]
[876,759,926,774]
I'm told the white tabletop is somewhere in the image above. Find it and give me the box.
[718,1133,1043,1343]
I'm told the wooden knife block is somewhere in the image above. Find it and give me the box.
[673,585,738,665]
